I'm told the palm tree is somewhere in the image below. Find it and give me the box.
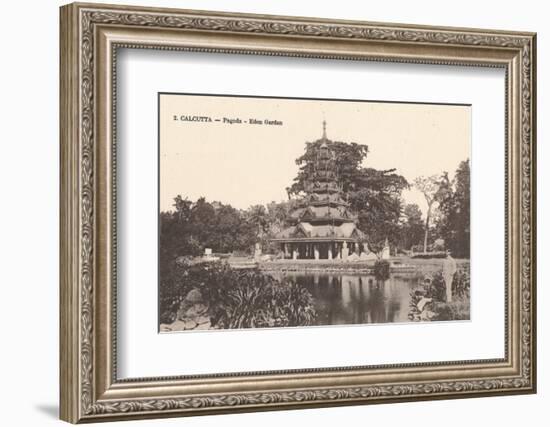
[246,205,269,241]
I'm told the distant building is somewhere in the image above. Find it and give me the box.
[270,122,366,260]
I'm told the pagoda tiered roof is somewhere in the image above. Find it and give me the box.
[304,181,341,194]
[272,121,366,246]
[301,192,349,207]
[288,206,357,223]
[271,222,365,243]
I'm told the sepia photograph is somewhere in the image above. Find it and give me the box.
[158,93,471,332]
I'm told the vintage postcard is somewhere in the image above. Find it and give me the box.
[158,93,471,332]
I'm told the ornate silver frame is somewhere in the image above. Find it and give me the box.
[60,2,536,423]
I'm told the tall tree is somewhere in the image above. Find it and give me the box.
[245,204,269,240]
[436,160,470,257]
[413,175,441,252]
[399,203,425,251]
[350,168,408,252]
[265,200,294,236]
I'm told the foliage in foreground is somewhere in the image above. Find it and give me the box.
[409,268,470,322]
[160,261,317,329]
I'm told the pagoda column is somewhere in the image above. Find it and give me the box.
[328,245,333,260]
[314,244,320,260]
[292,245,298,260]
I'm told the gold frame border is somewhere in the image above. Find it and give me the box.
[60,2,536,423]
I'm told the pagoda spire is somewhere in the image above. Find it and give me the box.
[269,125,365,260]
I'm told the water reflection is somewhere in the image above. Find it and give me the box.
[270,272,422,326]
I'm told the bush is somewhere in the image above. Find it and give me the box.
[408,266,470,322]
[432,300,470,321]
[411,244,425,253]
[410,252,446,259]
[452,268,470,300]
[421,268,470,303]
[159,261,190,324]
[160,261,317,329]
[373,260,390,280]
[425,271,447,302]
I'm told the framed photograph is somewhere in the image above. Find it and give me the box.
[60,2,537,423]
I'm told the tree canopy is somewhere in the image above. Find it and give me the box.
[159,143,470,264]
[435,160,470,257]
[399,203,425,251]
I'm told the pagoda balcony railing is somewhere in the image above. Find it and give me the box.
[307,218,356,224]
[299,215,357,222]
[312,170,337,179]
[307,200,349,207]
[305,182,341,192]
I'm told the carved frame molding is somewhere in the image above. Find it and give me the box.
[60,2,536,423]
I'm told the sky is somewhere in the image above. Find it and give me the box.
[159,93,471,217]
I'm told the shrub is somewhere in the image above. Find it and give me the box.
[432,300,470,321]
[410,252,446,259]
[408,266,471,322]
[452,268,470,300]
[159,261,192,324]
[160,261,317,329]
[411,244,424,253]
[422,271,447,302]
[373,260,390,280]
[421,268,470,303]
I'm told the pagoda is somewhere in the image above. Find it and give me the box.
[271,122,366,260]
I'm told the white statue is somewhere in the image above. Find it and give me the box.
[443,250,457,302]
[342,242,349,260]
[254,242,262,261]
[381,238,390,260]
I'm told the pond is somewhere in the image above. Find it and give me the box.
[268,272,423,326]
